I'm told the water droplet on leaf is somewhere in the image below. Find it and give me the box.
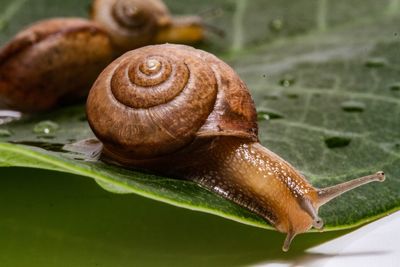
[279,74,296,87]
[389,82,400,91]
[257,109,284,121]
[95,179,132,194]
[341,100,366,112]
[269,18,284,32]
[0,129,12,137]
[324,136,352,148]
[365,57,387,68]
[286,93,299,99]
[258,113,270,121]
[33,120,59,135]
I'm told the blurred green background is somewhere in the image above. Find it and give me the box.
[0,168,347,266]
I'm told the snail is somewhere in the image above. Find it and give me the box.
[0,18,114,112]
[90,0,204,54]
[85,44,385,251]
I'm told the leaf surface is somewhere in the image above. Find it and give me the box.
[0,0,399,229]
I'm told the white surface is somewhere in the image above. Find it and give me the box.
[255,211,400,267]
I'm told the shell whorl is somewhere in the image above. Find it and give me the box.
[87,44,258,161]
[87,44,218,159]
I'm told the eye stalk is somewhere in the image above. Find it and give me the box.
[317,171,385,206]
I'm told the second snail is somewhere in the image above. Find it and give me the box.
[0,0,205,112]
[85,44,385,251]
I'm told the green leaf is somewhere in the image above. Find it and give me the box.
[0,0,399,231]
[0,168,348,266]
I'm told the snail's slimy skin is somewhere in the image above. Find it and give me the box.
[86,44,385,251]
[0,18,113,112]
[187,138,319,235]
[105,137,320,235]
[102,137,319,251]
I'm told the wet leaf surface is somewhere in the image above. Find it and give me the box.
[0,0,399,234]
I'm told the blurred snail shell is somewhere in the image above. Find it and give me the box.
[91,0,204,54]
[0,18,113,112]
[86,44,385,251]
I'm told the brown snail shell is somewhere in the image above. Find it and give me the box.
[86,44,385,251]
[87,44,257,159]
[91,0,204,54]
[0,18,113,112]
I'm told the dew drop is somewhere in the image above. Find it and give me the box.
[269,18,284,32]
[389,82,400,91]
[365,57,387,68]
[0,129,12,137]
[340,100,366,112]
[257,108,284,121]
[258,113,270,121]
[286,93,299,99]
[33,120,59,135]
[395,143,400,150]
[279,74,296,87]
[324,136,352,148]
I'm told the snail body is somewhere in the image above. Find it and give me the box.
[0,18,113,112]
[86,44,385,251]
[91,0,204,54]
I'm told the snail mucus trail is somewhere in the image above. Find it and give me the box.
[85,44,385,251]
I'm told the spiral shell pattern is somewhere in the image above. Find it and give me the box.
[87,44,218,158]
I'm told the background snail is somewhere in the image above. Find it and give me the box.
[86,44,385,251]
[0,18,113,112]
[91,0,204,54]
